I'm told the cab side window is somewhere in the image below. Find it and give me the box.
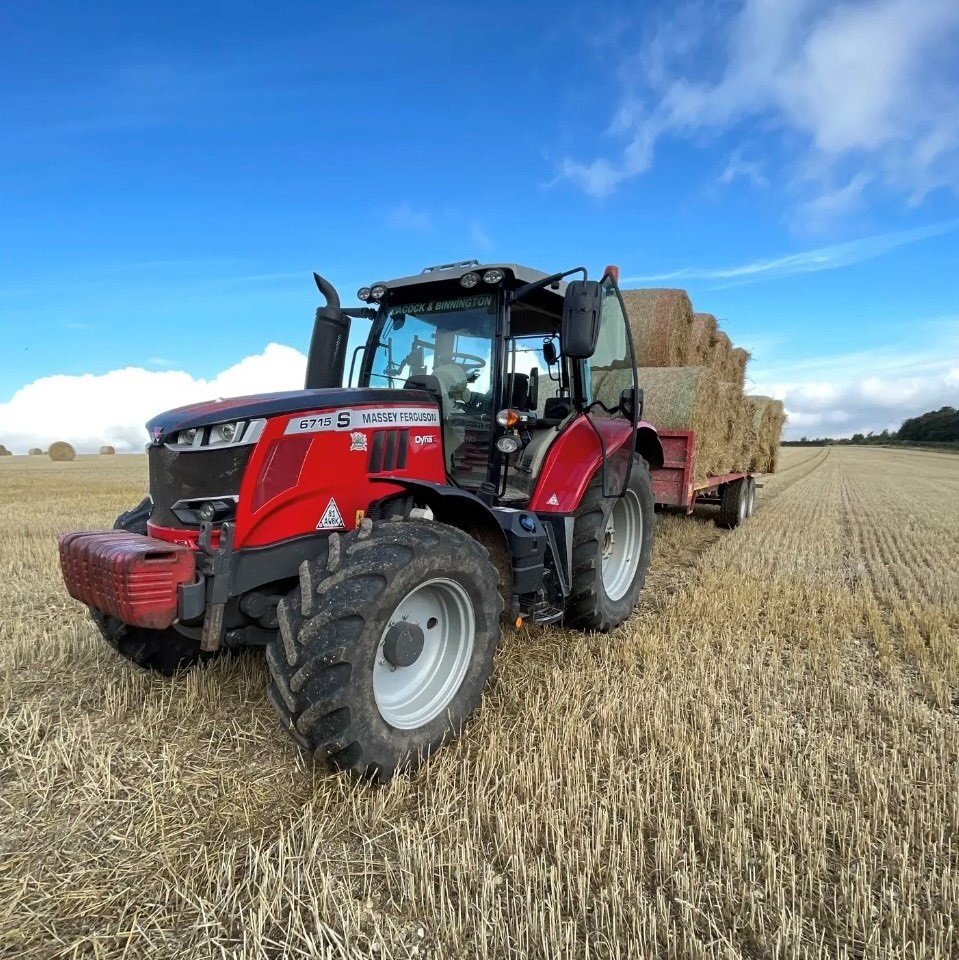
[587,282,632,412]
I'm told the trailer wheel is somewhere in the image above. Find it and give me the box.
[88,496,214,676]
[745,477,757,518]
[564,455,655,632]
[266,520,502,782]
[717,477,749,529]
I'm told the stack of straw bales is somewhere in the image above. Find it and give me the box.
[745,396,787,473]
[48,441,77,462]
[597,288,785,480]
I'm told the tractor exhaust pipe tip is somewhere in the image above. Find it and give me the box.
[313,272,341,310]
[306,272,350,390]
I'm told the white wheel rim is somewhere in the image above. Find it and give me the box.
[738,485,748,523]
[373,578,475,729]
[601,489,643,602]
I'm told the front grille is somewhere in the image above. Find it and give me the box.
[148,443,252,528]
[368,429,409,473]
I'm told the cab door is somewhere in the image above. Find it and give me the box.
[583,270,638,497]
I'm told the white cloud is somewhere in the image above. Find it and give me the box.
[750,339,959,438]
[0,343,306,454]
[718,148,768,189]
[386,203,433,231]
[561,0,959,208]
[2,335,954,452]
[622,219,959,283]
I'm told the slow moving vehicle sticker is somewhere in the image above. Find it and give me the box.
[317,498,345,530]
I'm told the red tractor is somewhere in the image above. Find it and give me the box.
[59,261,664,780]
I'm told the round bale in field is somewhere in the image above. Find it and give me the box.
[48,441,77,462]
[99,445,116,455]
[0,444,12,456]
[29,447,44,455]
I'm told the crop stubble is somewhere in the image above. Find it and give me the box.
[0,448,956,959]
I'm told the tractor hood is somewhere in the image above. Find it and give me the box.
[146,388,434,442]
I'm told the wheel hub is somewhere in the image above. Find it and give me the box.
[373,578,476,729]
[603,522,615,560]
[382,620,425,668]
[600,490,643,602]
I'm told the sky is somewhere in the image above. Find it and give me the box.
[1,0,958,450]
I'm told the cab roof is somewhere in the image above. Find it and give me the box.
[379,261,568,300]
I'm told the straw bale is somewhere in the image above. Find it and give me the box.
[48,441,77,462]
[745,396,787,473]
[620,289,694,367]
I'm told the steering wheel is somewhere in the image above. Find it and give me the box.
[451,351,486,370]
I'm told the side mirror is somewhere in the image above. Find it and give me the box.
[619,386,643,421]
[562,280,603,359]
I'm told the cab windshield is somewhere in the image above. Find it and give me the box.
[365,292,498,488]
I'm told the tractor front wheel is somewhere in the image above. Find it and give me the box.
[564,455,656,632]
[266,520,502,782]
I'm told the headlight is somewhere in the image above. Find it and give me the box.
[357,286,371,301]
[369,284,387,300]
[496,435,521,454]
[198,499,234,522]
[483,269,505,284]
[459,272,480,289]
[214,422,238,443]
[178,428,198,445]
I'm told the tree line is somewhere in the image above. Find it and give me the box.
[783,405,959,449]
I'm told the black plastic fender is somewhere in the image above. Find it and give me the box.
[370,478,514,601]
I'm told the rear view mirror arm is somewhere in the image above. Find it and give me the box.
[510,266,587,304]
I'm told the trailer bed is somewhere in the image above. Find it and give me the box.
[650,429,754,515]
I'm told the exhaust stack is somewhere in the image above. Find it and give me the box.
[305,272,350,389]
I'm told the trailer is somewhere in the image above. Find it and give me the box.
[650,429,757,528]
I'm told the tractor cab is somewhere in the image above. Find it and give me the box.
[318,260,647,506]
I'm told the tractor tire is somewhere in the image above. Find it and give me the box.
[717,477,748,529]
[564,455,655,632]
[89,496,214,676]
[266,520,502,782]
[113,496,152,535]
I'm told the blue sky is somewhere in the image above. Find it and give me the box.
[1,0,958,448]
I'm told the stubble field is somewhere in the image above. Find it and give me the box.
[1,446,957,959]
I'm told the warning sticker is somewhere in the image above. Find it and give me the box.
[546,493,560,506]
[317,498,345,530]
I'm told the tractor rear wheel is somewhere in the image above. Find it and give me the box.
[88,496,214,676]
[564,455,655,632]
[266,520,502,782]
[717,477,749,529]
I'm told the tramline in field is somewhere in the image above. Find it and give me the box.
[57,260,758,781]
